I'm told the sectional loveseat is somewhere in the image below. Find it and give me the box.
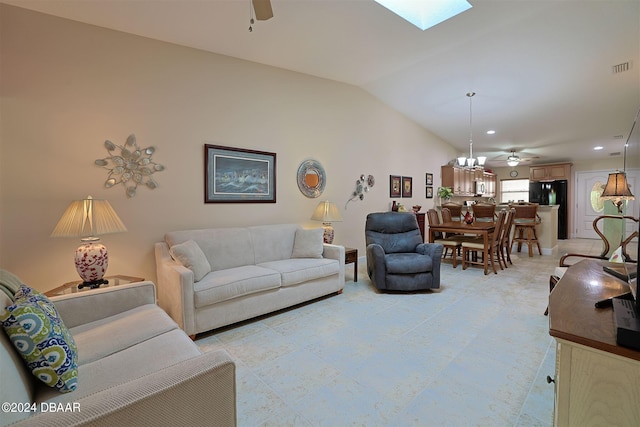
[1,270,236,426]
[155,224,345,337]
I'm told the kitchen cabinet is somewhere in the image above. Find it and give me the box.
[441,166,496,197]
[529,163,571,181]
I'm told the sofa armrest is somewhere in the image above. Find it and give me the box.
[50,281,156,329]
[155,242,197,335]
[12,350,236,427]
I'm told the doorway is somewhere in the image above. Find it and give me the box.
[575,169,639,239]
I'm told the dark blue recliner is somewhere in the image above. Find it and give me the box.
[365,212,443,292]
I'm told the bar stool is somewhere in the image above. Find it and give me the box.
[510,203,542,257]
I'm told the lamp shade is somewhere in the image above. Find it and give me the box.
[601,171,635,200]
[51,196,127,238]
[311,201,343,223]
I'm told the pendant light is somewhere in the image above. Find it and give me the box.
[457,92,485,168]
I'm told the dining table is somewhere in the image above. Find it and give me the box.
[428,220,496,274]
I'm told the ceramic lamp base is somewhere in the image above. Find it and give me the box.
[75,238,109,287]
[322,223,335,244]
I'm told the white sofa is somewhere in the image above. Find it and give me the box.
[155,224,345,336]
[0,270,236,426]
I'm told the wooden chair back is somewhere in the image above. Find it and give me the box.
[472,204,496,222]
[442,203,463,220]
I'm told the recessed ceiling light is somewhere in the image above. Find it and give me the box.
[594,146,604,150]
[486,130,496,135]
[374,0,472,31]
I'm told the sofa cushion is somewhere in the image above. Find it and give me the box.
[194,265,281,307]
[291,228,324,259]
[166,227,255,272]
[258,258,339,287]
[0,285,78,393]
[36,328,203,405]
[69,304,178,365]
[385,253,433,274]
[170,239,211,282]
[250,224,299,264]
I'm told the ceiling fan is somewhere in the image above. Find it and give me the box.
[488,149,539,167]
[252,0,273,21]
[507,150,521,167]
[249,0,273,31]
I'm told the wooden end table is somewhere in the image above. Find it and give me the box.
[45,275,145,297]
[345,247,358,282]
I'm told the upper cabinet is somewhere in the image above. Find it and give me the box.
[441,166,496,197]
[529,163,572,181]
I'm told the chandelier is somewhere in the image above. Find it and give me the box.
[457,92,486,168]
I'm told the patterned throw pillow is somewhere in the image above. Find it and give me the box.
[0,285,78,393]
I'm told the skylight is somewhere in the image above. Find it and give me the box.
[374,0,472,31]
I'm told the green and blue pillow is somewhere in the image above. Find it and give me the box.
[1,285,78,393]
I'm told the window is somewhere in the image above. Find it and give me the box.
[500,179,529,203]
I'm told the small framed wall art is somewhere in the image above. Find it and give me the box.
[204,144,276,203]
[389,175,402,198]
[426,173,433,186]
[426,186,433,199]
[402,176,413,198]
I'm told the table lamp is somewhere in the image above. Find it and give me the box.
[51,196,127,289]
[601,171,635,213]
[311,201,343,244]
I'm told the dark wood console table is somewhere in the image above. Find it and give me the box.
[548,259,640,426]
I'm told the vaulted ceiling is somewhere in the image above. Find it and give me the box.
[3,0,639,167]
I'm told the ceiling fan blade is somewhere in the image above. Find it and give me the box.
[253,0,274,21]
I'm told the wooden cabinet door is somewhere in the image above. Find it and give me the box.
[530,166,548,180]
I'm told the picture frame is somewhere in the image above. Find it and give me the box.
[426,186,433,199]
[389,175,402,198]
[402,176,413,198]
[204,144,276,203]
[426,173,433,186]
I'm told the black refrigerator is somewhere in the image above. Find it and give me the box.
[529,180,568,239]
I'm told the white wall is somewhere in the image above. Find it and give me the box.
[0,5,457,291]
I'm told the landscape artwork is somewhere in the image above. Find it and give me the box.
[205,144,276,203]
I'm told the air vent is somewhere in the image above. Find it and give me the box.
[610,152,621,156]
[612,61,631,74]
[614,134,624,139]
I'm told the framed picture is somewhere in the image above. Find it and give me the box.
[389,175,402,198]
[426,173,433,186]
[426,186,433,199]
[204,144,276,203]
[402,176,413,198]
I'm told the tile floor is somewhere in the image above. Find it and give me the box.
[196,239,608,427]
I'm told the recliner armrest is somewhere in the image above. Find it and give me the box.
[50,281,156,329]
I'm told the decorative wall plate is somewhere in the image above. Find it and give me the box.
[297,159,326,198]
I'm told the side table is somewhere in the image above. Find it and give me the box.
[345,247,358,282]
[45,275,145,297]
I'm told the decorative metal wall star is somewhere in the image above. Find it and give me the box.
[95,134,165,198]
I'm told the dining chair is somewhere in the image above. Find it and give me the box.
[461,209,507,275]
[427,208,460,267]
[471,203,496,222]
[441,203,463,221]
[499,208,516,267]
[510,203,542,257]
